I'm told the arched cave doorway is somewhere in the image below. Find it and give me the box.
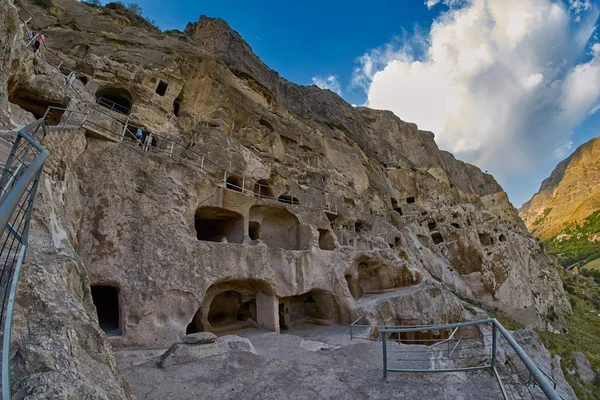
[95,86,132,115]
[225,175,243,192]
[8,85,67,125]
[199,279,277,334]
[91,285,121,336]
[194,206,244,244]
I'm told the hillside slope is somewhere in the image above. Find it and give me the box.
[520,137,600,265]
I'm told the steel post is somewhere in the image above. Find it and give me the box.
[382,332,388,379]
[491,323,497,376]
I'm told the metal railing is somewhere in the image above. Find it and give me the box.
[44,104,339,213]
[0,119,49,399]
[380,319,562,400]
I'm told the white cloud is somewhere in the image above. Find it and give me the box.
[553,139,574,159]
[311,75,342,95]
[354,0,600,205]
[588,103,600,115]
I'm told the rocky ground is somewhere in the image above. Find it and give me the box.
[116,326,505,400]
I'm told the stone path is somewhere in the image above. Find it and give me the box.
[116,326,504,399]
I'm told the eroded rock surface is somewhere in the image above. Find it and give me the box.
[0,0,575,397]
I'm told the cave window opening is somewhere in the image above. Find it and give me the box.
[253,180,274,199]
[249,221,261,240]
[279,303,287,330]
[318,229,336,250]
[406,197,416,204]
[451,223,460,229]
[194,206,244,244]
[225,176,243,192]
[95,86,132,115]
[431,231,444,245]
[78,75,89,85]
[427,220,437,231]
[277,194,299,205]
[91,285,121,336]
[394,237,402,247]
[479,233,493,246]
[249,205,301,250]
[155,80,168,96]
[499,234,506,242]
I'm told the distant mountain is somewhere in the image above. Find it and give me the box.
[520,137,600,266]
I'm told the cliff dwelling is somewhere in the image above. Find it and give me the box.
[318,229,336,250]
[194,206,244,244]
[95,86,132,114]
[155,80,168,96]
[249,205,300,249]
[225,175,243,192]
[277,194,299,205]
[199,280,278,334]
[8,85,66,125]
[279,290,338,328]
[91,285,120,336]
[253,180,274,198]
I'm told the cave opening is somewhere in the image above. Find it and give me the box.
[155,80,168,96]
[95,86,132,115]
[318,229,336,251]
[249,205,300,249]
[194,206,244,244]
[91,285,121,336]
[225,176,243,192]
[277,194,299,205]
[253,179,274,199]
[8,86,67,125]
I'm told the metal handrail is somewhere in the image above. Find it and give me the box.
[380,319,561,400]
[43,104,339,213]
[0,118,49,400]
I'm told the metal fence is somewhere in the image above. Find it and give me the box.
[43,103,339,213]
[380,319,562,400]
[0,119,49,399]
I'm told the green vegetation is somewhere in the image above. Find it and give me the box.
[533,207,553,227]
[105,2,159,30]
[582,258,600,271]
[544,210,600,266]
[538,270,600,399]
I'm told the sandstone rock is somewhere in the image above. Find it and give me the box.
[158,335,257,368]
[182,332,217,344]
[520,137,600,240]
[574,352,596,384]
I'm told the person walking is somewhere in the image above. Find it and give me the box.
[136,127,143,145]
[64,71,77,86]
[32,34,47,55]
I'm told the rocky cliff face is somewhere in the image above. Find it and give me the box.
[520,137,600,239]
[0,0,573,396]
[520,137,600,265]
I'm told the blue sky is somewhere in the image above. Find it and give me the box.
[109,0,600,207]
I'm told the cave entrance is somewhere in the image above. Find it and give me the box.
[479,232,494,246]
[91,285,121,336]
[208,291,257,329]
[95,86,132,115]
[431,231,444,244]
[155,80,168,96]
[173,92,182,116]
[345,274,362,300]
[186,308,204,334]
[318,229,336,250]
[249,221,261,240]
[8,86,66,125]
[253,179,274,199]
[280,290,338,328]
[277,194,300,205]
[194,206,244,244]
[225,176,243,192]
[202,279,277,334]
[249,205,301,250]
